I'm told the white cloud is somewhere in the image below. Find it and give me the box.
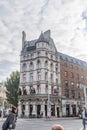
[0,0,87,81]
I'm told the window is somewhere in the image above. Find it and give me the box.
[50,63,53,71]
[37,85,41,94]
[56,68,58,75]
[45,85,48,94]
[37,60,41,68]
[30,62,34,70]
[37,71,41,81]
[56,79,58,85]
[77,83,80,88]
[30,73,33,82]
[81,75,84,80]
[50,73,53,81]
[71,82,74,87]
[65,89,69,98]
[51,55,53,59]
[65,80,68,87]
[60,56,63,59]
[45,52,48,56]
[45,61,48,68]
[45,72,48,80]
[71,65,73,69]
[71,72,74,78]
[31,53,34,58]
[65,57,68,61]
[76,66,79,70]
[71,90,75,98]
[37,51,40,57]
[76,74,79,80]
[22,63,27,71]
[64,63,68,67]
[23,74,26,82]
[65,71,68,77]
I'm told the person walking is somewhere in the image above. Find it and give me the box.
[2,106,17,130]
[52,124,64,130]
[82,107,86,130]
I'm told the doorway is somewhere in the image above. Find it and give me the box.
[51,105,55,116]
[57,107,60,117]
[66,104,70,117]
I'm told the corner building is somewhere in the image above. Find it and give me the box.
[18,30,87,118]
[18,30,62,118]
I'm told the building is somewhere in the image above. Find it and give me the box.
[18,30,62,118]
[0,82,6,117]
[59,53,87,117]
[18,30,87,118]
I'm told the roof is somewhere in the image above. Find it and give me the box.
[58,52,87,67]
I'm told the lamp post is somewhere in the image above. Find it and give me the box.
[47,79,50,118]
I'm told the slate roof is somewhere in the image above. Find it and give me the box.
[58,52,87,67]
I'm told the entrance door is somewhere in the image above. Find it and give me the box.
[66,104,70,117]
[72,105,76,116]
[51,105,55,116]
[37,105,41,118]
[45,105,47,117]
[57,107,60,117]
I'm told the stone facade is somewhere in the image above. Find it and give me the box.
[19,30,62,118]
[18,30,87,118]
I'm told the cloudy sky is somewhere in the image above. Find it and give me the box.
[0,0,87,81]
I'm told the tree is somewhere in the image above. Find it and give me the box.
[5,71,20,107]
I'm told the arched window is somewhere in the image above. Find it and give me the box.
[30,62,34,70]
[30,73,33,82]
[23,74,26,82]
[50,63,53,71]
[37,85,41,94]
[22,63,27,71]
[45,72,48,80]
[45,60,48,68]
[37,60,41,68]
[37,71,41,81]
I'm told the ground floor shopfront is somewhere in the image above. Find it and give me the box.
[62,100,85,117]
[18,94,62,118]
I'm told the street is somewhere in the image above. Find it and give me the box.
[0,117,85,130]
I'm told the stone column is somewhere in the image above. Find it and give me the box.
[55,105,57,117]
[25,102,29,118]
[18,101,22,118]
[32,103,36,115]
[41,102,45,117]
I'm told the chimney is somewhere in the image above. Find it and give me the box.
[22,31,26,48]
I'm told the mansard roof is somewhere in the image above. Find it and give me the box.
[36,32,49,44]
[21,30,57,53]
[58,52,87,67]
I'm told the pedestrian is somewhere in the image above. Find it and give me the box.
[52,124,64,130]
[2,106,17,130]
[82,107,86,130]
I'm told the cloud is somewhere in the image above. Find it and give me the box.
[0,0,87,81]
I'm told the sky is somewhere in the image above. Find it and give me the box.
[0,0,87,82]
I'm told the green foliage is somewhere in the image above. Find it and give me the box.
[5,71,20,107]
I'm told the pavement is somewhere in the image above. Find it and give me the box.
[0,117,85,130]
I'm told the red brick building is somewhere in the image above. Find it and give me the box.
[59,52,87,117]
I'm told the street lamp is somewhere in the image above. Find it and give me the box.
[47,79,50,118]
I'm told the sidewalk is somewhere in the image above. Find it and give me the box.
[79,127,87,130]
[0,116,79,122]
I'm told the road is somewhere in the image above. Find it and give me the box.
[0,117,85,130]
